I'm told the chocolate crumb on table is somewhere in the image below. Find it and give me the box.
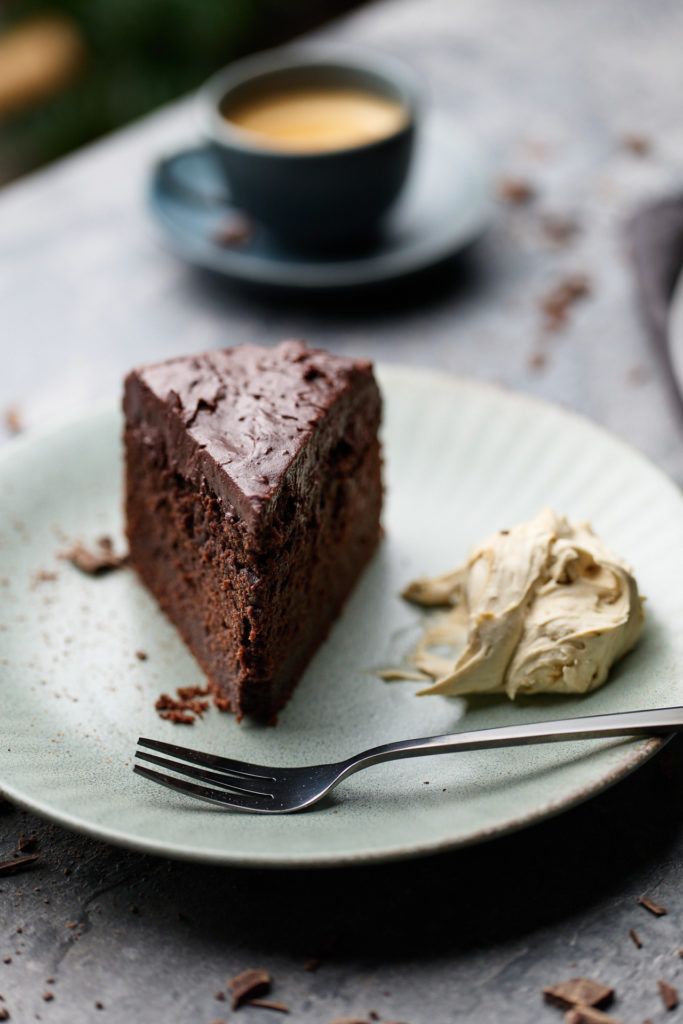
[539,274,592,332]
[328,1018,371,1024]
[622,133,651,156]
[0,1006,9,1021]
[3,406,23,435]
[627,366,650,386]
[248,998,290,1013]
[528,350,548,372]
[658,980,679,1011]
[497,176,537,204]
[0,854,39,877]
[543,978,614,1010]
[135,650,148,661]
[628,927,643,948]
[16,834,37,853]
[60,537,128,575]
[564,1007,622,1024]
[637,895,667,916]
[228,968,271,1009]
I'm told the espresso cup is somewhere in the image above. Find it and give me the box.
[198,47,421,253]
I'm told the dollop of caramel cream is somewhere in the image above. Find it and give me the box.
[391,509,644,699]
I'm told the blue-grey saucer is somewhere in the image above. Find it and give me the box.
[147,118,492,291]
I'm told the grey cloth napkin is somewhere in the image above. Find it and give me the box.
[627,195,683,414]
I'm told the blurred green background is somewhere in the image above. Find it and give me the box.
[0,0,364,183]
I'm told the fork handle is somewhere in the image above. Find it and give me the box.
[344,706,683,774]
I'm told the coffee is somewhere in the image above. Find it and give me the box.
[223,85,407,153]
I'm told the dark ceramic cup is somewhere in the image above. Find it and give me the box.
[198,48,421,253]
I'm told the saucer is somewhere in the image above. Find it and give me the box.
[147,118,492,291]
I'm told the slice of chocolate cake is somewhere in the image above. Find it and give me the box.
[124,340,382,721]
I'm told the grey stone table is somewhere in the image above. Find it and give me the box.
[2,0,683,1021]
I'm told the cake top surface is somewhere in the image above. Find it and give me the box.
[129,340,375,526]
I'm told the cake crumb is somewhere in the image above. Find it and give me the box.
[628,927,642,948]
[60,537,128,576]
[159,710,195,725]
[32,570,58,586]
[135,650,148,661]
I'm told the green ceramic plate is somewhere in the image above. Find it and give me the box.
[1,366,682,867]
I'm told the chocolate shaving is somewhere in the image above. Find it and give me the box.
[628,927,642,948]
[228,968,271,1009]
[543,978,614,1010]
[327,1019,370,1024]
[249,998,290,1013]
[0,854,39,876]
[498,177,536,204]
[564,1008,622,1024]
[658,980,679,1011]
[637,895,667,916]
[60,537,128,576]
[539,274,591,331]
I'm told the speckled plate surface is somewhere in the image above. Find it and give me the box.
[1,366,682,868]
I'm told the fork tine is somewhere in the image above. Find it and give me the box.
[133,765,276,812]
[137,736,276,781]
[135,750,274,797]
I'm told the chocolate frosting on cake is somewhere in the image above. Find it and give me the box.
[125,340,375,531]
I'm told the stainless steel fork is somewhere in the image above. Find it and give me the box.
[134,705,683,814]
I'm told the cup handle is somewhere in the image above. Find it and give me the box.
[157,144,232,208]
